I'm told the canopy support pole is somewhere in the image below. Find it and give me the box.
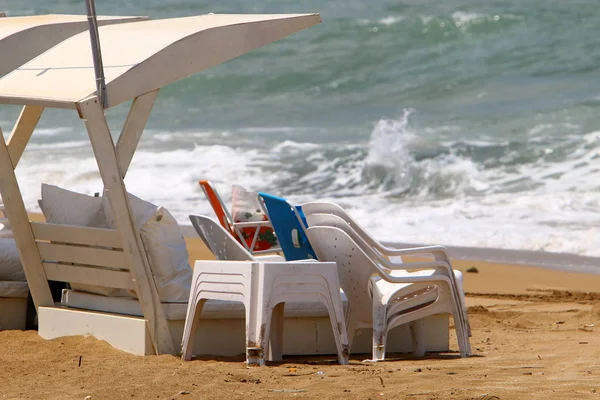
[84,0,108,109]
[78,96,175,355]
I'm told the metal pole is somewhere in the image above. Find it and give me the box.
[84,0,107,108]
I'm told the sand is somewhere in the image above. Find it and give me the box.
[2,236,600,399]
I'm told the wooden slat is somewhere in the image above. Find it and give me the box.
[31,222,123,249]
[116,89,159,177]
[0,126,54,308]
[7,105,44,166]
[42,263,134,290]
[79,96,175,355]
[37,242,128,270]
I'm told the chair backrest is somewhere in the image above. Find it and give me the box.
[199,180,234,235]
[257,192,316,260]
[305,225,376,323]
[189,215,254,261]
[306,213,385,264]
[302,201,382,251]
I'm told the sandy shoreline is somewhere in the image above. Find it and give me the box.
[1,216,599,399]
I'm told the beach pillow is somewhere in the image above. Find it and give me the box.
[0,201,25,281]
[102,192,192,303]
[0,238,25,281]
[0,200,13,239]
[40,184,109,228]
[231,185,278,251]
[40,184,128,297]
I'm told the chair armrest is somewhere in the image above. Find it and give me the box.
[379,260,452,272]
[376,244,451,262]
[378,270,453,286]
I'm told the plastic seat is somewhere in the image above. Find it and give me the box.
[306,212,471,357]
[189,214,283,262]
[183,215,349,365]
[199,180,281,255]
[302,201,471,349]
[180,261,349,365]
[198,180,233,235]
[306,224,470,361]
[257,192,316,260]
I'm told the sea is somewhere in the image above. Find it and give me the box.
[2,0,600,256]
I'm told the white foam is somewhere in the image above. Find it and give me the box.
[451,11,488,25]
[344,191,600,257]
[272,140,321,153]
[26,140,88,150]
[151,130,218,142]
[237,126,300,134]
[582,130,600,144]
[378,16,404,26]
[34,127,74,136]
[10,116,600,257]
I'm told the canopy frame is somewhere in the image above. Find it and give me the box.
[0,12,321,355]
[0,90,173,354]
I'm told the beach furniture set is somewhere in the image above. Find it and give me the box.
[185,215,349,365]
[197,187,470,363]
[0,12,469,365]
[199,180,282,255]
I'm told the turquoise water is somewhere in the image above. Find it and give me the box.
[2,1,600,254]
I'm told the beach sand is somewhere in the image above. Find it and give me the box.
[2,235,600,399]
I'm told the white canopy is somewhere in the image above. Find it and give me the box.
[0,13,321,109]
[0,12,321,355]
[0,14,147,77]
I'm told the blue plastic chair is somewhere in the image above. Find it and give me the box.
[257,192,317,261]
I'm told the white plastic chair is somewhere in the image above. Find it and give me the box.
[306,224,470,361]
[199,180,281,255]
[189,214,283,262]
[306,212,471,357]
[302,202,471,345]
[182,216,349,366]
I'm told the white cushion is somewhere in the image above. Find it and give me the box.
[0,203,13,239]
[0,238,25,281]
[40,184,128,297]
[103,192,192,303]
[0,202,26,281]
[0,280,28,298]
[40,184,108,228]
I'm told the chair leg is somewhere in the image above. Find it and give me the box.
[451,270,472,350]
[346,315,359,351]
[324,298,350,365]
[268,302,285,362]
[246,313,265,366]
[372,328,387,362]
[181,298,207,361]
[372,301,387,362]
[447,292,469,358]
[247,299,274,366]
[409,319,426,357]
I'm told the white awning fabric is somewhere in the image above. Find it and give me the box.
[0,14,147,77]
[0,13,321,109]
